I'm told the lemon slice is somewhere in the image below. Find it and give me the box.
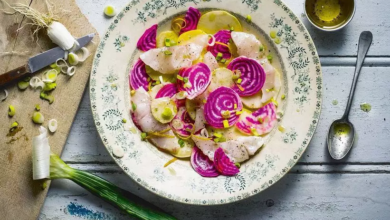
[151,97,177,123]
[197,11,242,35]
[156,31,179,48]
[177,29,207,45]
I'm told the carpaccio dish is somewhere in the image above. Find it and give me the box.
[129,7,282,177]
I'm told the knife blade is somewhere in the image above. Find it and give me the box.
[0,33,95,88]
[28,33,95,73]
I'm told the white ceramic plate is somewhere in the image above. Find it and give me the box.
[90,0,322,205]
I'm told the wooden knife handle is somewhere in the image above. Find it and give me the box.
[0,64,31,88]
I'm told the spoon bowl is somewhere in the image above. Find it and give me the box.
[327,119,355,160]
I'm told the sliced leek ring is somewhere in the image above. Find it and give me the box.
[48,119,58,133]
[30,77,45,89]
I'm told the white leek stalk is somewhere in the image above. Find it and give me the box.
[47,21,76,51]
[32,126,50,180]
[31,126,176,219]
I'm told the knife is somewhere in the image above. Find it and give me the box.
[0,33,95,88]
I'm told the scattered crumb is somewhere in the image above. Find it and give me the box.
[332,99,338,105]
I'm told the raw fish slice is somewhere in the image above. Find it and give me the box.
[140,43,204,74]
[131,88,168,132]
[203,51,219,71]
[149,130,193,158]
[231,31,263,59]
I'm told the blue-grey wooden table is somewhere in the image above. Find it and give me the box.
[39,0,390,219]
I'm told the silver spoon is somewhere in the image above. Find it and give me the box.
[327,31,373,160]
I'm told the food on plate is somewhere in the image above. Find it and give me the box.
[129,7,282,177]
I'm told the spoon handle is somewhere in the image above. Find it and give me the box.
[342,31,373,119]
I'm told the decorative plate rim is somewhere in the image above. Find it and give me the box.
[89,0,323,206]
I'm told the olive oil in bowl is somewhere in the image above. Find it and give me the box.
[305,0,355,31]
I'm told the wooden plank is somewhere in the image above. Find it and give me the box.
[61,66,390,164]
[40,169,390,220]
[0,0,100,219]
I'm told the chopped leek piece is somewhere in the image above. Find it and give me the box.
[278,125,285,132]
[42,82,57,92]
[131,102,137,111]
[246,15,252,23]
[122,118,127,123]
[259,45,264,52]
[68,52,79,66]
[17,78,30,90]
[8,105,15,117]
[50,63,61,73]
[141,132,147,140]
[214,132,222,138]
[104,5,116,17]
[32,112,44,124]
[360,103,371,112]
[271,97,278,107]
[236,78,242,84]
[40,91,54,104]
[216,52,223,61]
[10,121,18,132]
[178,139,185,148]
[164,50,172,55]
[157,31,178,48]
[281,94,286,100]
[220,58,227,64]
[223,120,229,128]
[214,136,226,143]
[270,31,277,39]
[183,77,189,83]
[267,54,273,62]
[151,97,177,123]
[164,38,171,47]
[234,103,237,109]
[176,75,184,81]
[35,104,41,111]
[232,69,242,80]
[162,107,173,119]
[251,128,260,136]
[235,162,241,168]
[274,37,282,44]
[130,90,135,96]
[235,111,242,115]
